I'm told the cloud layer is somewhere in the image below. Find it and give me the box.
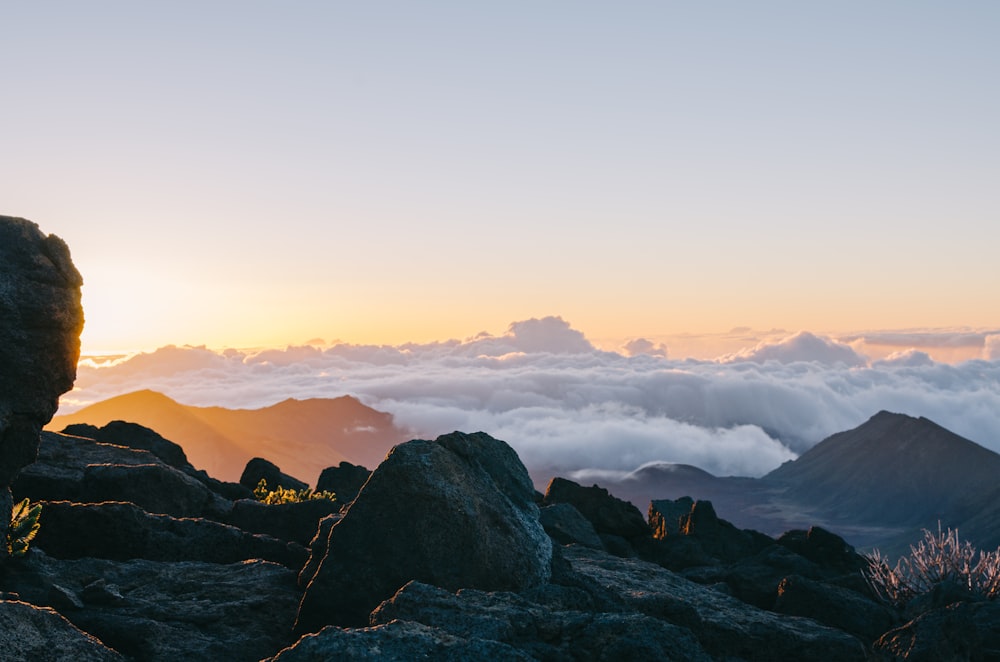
[66,317,1000,482]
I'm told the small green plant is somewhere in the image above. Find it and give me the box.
[253,479,335,505]
[7,498,42,557]
[864,523,1000,607]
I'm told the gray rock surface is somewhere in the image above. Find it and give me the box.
[873,600,1000,661]
[561,544,867,661]
[0,599,123,661]
[225,497,339,546]
[5,550,300,662]
[0,216,84,557]
[296,431,552,630]
[270,619,532,661]
[370,580,712,661]
[539,502,604,549]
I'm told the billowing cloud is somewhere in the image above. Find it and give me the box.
[63,320,1000,485]
[721,331,868,367]
[622,338,668,358]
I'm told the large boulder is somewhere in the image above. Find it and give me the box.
[0,217,84,557]
[873,600,1000,661]
[296,431,552,630]
[539,502,604,549]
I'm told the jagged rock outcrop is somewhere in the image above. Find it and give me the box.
[0,599,123,661]
[0,216,84,557]
[649,496,695,539]
[63,421,192,470]
[315,461,370,503]
[775,574,897,643]
[240,457,309,493]
[542,477,650,542]
[4,550,300,661]
[32,501,305,568]
[296,431,552,630]
[13,431,232,519]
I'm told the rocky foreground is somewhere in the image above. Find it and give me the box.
[2,215,999,660]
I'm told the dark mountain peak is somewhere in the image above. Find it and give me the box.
[763,411,1000,527]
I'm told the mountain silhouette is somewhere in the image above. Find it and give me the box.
[581,411,1000,555]
[48,390,409,484]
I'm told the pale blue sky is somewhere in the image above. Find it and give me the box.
[3,2,998,351]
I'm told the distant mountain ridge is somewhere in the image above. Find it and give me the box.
[589,411,1000,555]
[48,389,410,483]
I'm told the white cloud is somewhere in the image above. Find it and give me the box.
[63,319,1000,482]
[622,338,668,358]
[721,331,868,367]
[985,335,1000,361]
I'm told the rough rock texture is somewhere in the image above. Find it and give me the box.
[0,216,84,556]
[561,545,867,661]
[240,457,309,492]
[298,514,340,589]
[0,599,123,661]
[315,461,370,503]
[296,431,552,630]
[539,502,604,549]
[369,580,713,661]
[775,574,897,643]
[64,421,192,470]
[32,500,305,568]
[16,431,245,512]
[873,600,1000,661]
[4,550,300,662]
[679,499,773,562]
[270,619,533,661]
[225,497,340,546]
[542,477,650,540]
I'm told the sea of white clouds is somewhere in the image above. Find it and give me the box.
[64,317,1000,480]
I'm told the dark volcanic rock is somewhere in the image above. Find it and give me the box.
[315,461,370,503]
[33,501,305,568]
[5,550,300,662]
[370,580,712,661]
[298,514,340,589]
[240,457,309,492]
[0,216,84,557]
[775,574,897,643]
[542,477,650,540]
[0,599,123,661]
[225,498,340,546]
[270,620,532,661]
[539,502,604,549]
[776,526,866,575]
[67,421,192,470]
[296,431,552,630]
[561,545,866,661]
[679,499,772,562]
[873,600,1000,661]
[80,463,232,519]
[13,431,160,503]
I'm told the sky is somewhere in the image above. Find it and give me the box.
[3,2,999,353]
